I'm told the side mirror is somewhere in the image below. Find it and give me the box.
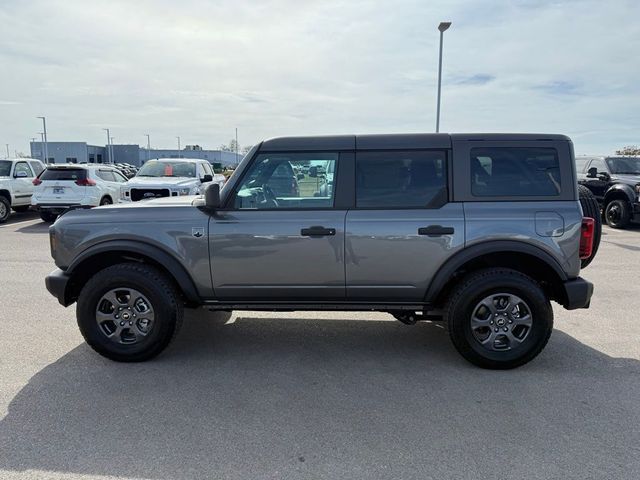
[202,174,213,183]
[14,171,28,178]
[586,167,598,178]
[597,172,610,181]
[204,183,220,210]
[309,166,318,178]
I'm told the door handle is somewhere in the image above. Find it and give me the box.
[301,226,336,237]
[418,225,455,237]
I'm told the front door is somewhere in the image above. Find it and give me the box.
[12,161,35,206]
[209,151,346,301]
[345,149,465,301]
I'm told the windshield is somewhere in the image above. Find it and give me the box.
[0,160,11,176]
[137,161,196,178]
[606,157,640,175]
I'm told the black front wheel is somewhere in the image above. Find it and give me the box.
[446,268,553,369]
[604,199,631,229]
[77,263,183,362]
[0,197,10,223]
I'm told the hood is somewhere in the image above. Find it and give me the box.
[126,176,198,187]
[612,174,640,184]
[111,195,200,207]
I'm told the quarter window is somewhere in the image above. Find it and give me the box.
[234,153,338,209]
[471,147,561,197]
[356,150,447,208]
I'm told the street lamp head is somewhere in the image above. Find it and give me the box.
[438,21,452,32]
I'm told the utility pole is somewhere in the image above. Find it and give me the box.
[435,22,451,133]
[176,136,181,157]
[145,134,151,163]
[5,144,9,158]
[103,128,111,163]
[37,116,49,163]
[39,133,45,162]
[235,127,239,162]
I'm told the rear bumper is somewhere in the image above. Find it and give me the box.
[35,204,91,215]
[561,277,594,310]
[45,268,72,306]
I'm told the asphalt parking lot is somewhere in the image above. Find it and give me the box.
[0,211,639,480]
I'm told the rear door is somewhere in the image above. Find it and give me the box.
[345,149,465,301]
[37,168,87,204]
[209,151,347,300]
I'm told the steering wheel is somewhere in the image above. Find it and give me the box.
[261,185,279,208]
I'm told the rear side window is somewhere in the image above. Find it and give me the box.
[29,161,44,176]
[41,168,87,181]
[471,147,560,197]
[97,170,117,182]
[356,150,447,208]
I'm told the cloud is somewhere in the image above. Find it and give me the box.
[0,0,639,155]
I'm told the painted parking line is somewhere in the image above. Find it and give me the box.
[0,217,43,229]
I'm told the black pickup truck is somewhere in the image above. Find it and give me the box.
[576,156,640,228]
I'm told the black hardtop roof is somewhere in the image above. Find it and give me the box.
[259,133,571,151]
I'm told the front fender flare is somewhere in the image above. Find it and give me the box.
[67,240,201,304]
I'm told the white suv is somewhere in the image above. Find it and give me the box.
[0,158,46,223]
[32,164,128,222]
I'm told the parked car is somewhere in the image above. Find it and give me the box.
[576,155,640,228]
[0,158,46,223]
[31,164,128,222]
[122,158,225,201]
[45,133,595,369]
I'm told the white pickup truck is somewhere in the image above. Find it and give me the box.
[0,158,46,223]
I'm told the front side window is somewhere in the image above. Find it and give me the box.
[356,150,447,208]
[606,157,640,175]
[234,152,338,209]
[587,158,608,174]
[471,147,560,197]
[14,162,33,178]
[137,161,196,178]
[575,158,590,173]
[29,161,44,176]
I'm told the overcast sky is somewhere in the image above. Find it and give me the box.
[1,0,638,156]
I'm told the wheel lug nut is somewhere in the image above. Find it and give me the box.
[494,328,499,332]
[114,315,119,319]
[509,319,513,324]
[129,322,133,326]
[490,320,494,324]
[120,321,125,326]
[503,327,508,332]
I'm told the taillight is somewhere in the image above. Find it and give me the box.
[32,177,42,186]
[579,217,595,260]
[75,178,96,186]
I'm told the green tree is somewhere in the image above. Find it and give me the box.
[615,145,640,155]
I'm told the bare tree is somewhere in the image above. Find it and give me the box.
[615,145,640,156]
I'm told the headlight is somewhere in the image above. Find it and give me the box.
[176,188,191,196]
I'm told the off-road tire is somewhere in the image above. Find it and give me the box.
[76,263,183,362]
[446,268,553,370]
[604,198,631,229]
[578,185,601,268]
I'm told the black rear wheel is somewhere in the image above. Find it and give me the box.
[604,198,631,229]
[578,185,602,268]
[39,211,57,223]
[446,268,553,369]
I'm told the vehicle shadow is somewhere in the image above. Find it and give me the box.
[0,210,39,226]
[15,221,50,234]
[0,312,638,480]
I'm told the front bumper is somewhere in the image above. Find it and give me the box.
[561,277,594,310]
[45,268,72,306]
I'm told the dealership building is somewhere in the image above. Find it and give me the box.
[29,142,242,167]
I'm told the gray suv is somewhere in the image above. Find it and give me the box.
[45,134,595,369]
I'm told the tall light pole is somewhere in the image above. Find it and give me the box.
[145,134,151,163]
[235,127,239,162]
[103,128,111,163]
[176,136,181,157]
[5,144,9,158]
[37,116,49,163]
[435,21,451,133]
[39,133,45,162]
